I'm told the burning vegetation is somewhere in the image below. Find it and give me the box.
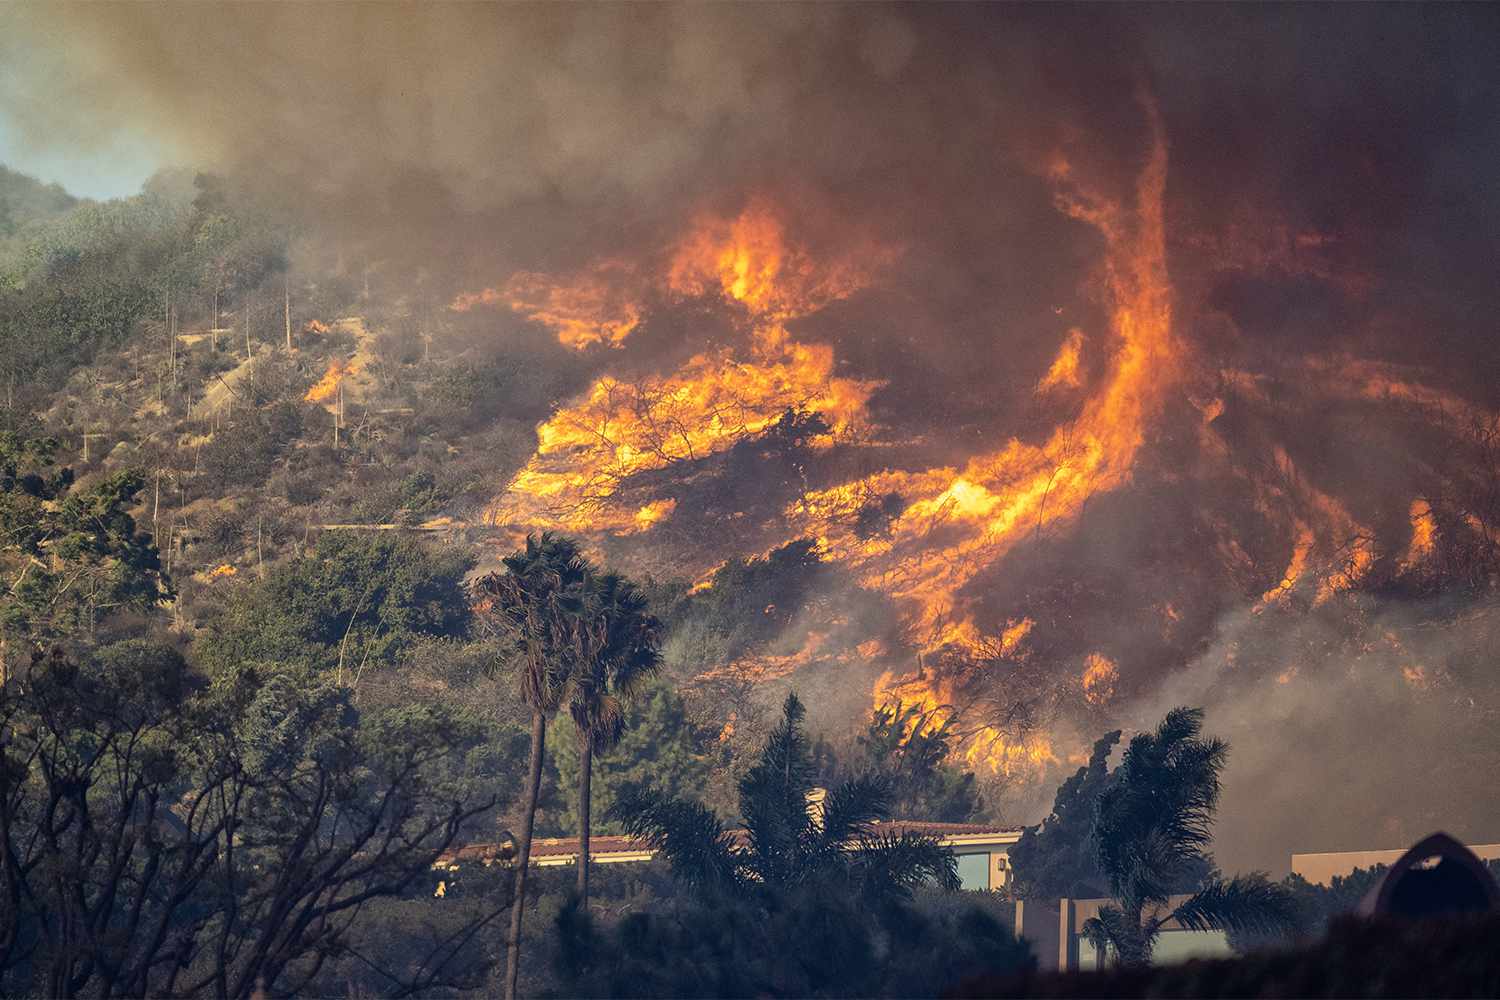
[423,66,1500,801]
[6,0,1500,893]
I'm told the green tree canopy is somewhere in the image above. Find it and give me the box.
[614,691,959,902]
[567,692,1031,999]
[552,676,711,837]
[0,643,501,997]
[1008,728,1121,900]
[818,700,981,824]
[196,531,474,679]
[0,433,169,665]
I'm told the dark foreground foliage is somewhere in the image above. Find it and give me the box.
[949,913,1500,999]
[551,886,1033,998]
[544,692,1033,998]
[0,646,502,998]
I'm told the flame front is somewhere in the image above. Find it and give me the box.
[454,259,643,350]
[873,667,1058,778]
[489,202,886,535]
[793,102,1178,654]
[305,358,349,403]
[474,94,1491,785]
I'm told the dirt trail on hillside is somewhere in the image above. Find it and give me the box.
[190,345,268,421]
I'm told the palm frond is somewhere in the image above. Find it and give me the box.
[818,776,891,847]
[1114,828,1183,911]
[1171,873,1300,936]
[472,533,600,713]
[1080,903,1130,955]
[567,570,662,753]
[611,782,743,897]
[571,693,625,753]
[849,830,959,898]
[738,692,815,886]
[1093,705,1227,902]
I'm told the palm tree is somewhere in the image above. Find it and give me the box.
[613,691,960,902]
[1081,706,1297,966]
[473,532,593,1000]
[569,571,662,907]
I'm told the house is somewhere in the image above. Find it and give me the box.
[438,819,1023,891]
[1292,840,1500,885]
[1014,894,1234,971]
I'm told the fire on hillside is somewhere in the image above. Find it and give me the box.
[449,90,1500,786]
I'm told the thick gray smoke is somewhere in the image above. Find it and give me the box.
[1114,597,1500,873]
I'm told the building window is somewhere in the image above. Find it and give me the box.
[955,852,990,891]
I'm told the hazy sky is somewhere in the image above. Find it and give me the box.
[0,112,161,199]
[0,10,163,200]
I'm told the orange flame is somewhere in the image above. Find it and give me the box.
[793,101,1178,653]
[1038,328,1085,392]
[666,200,877,319]
[489,202,888,535]
[1250,446,1375,609]
[633,498,676,531]
[304,358,353,403]
[304,319,331,335]
[1401,498,1436,570]
[872,668,1058,777]
[1081,652,1118,705]
[1260,523,1314,605]
[453,260,643,350]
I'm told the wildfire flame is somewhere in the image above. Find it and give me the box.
[1250,446,1375,609]
[872,667,1058,778]
[453,259,643,350]
[1081,652,1118,705]
[1402,498,1436,569]
[476,94,1485,783]
[793,100,1178,655]
[1038,328,1085,392]
[305,358,354,403]
[488,202,888,535]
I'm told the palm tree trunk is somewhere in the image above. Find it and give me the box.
[1122,903,1150,967]
[576,741,593,905]
[504,710,547,1000]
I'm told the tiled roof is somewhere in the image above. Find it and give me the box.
[438,819,1022,866]
[878,820,1024,837]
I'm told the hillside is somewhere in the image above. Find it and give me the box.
[0,164,78,237]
